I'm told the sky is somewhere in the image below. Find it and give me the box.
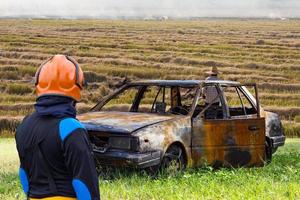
[0,0,299,18]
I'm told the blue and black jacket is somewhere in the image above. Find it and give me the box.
[15,96,100,200]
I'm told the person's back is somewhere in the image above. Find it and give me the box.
[203,75,220,105]
[202,66,221,105]
[15,55,100,200]
[202,66,221,119]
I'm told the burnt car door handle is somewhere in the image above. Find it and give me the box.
[248,125,259,131]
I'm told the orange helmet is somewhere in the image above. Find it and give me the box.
[35,55,85,101]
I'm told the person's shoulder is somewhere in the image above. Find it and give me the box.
[19,112,38,126]
[16,112,39,141]
[58,118,86,142]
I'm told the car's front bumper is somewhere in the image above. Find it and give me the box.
[93,149,162,169]
[270,135,285,149]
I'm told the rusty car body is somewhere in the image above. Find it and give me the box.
[77,80,285,170]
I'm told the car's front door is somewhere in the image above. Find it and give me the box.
[191,84,265,168]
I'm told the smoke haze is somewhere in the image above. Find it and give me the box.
[0,0,299,19]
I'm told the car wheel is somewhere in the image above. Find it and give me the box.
[265,140,272,164]
[160,144,186,174]
[272,147,278,154]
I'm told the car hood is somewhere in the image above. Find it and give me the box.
[77,111,176,134]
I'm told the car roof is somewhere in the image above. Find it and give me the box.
[128,80,241,87]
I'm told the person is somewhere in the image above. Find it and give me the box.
[15,55,100,200]
[202,66,221,119]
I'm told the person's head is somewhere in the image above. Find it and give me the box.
[206,66,219,77]
[35,55,85,102]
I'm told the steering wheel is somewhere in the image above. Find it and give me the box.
[170,106,189,115]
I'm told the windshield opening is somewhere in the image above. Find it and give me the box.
[99,85,198,115]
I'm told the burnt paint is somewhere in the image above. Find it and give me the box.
[262,110,284,137]
[83,109,266,169]
[78,81,280,169]
[78,111,175,134]
[191,117,265,167]
[129,80,240,87]
[225,148,251,167]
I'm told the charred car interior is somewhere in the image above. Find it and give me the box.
[77,80,285,171]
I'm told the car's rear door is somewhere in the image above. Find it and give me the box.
[192,84,265,167]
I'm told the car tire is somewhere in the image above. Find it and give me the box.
[272,147,278,154]
[160,144,186,174]
[265,140,272,164]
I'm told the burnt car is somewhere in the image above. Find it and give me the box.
[77,80,285,170]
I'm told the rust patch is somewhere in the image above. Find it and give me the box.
[191,118,265,167]
[77,80,285,170]
[132,115,192,164]
[78,111,175,133]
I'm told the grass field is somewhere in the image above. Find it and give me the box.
[0,138,299,200]
[0,19,299,136]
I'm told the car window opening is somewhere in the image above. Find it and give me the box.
[193,85,224,120]
[99,85,197,116]
[192,84,259,120]
[222,86,257,118]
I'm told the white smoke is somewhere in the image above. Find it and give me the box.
[0,0,299,18]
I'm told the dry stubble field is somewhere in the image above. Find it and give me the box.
[0,19,299,136]
[0,19,299,200]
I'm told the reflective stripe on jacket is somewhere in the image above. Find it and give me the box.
[15,112,100,200]
[31,196,76,200]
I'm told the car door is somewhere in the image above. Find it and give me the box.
[191,83,265,168]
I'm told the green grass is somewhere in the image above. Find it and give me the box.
[0,138,299,200]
